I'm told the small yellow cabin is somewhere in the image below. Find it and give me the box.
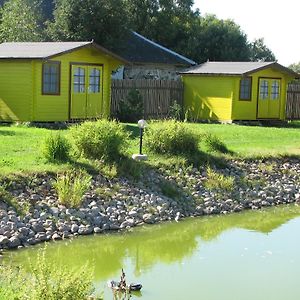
[0,41,126,122]
[181,62,299,122]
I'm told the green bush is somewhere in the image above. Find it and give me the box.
[205,166,234,192]
[116,89,144,122]
[204,133,229,154]
[169,100,182,121]
[70,120,130,162]
[145,120,199,155]
[54,169,91,208]
[42,132,70,162]
[0,248,99,300]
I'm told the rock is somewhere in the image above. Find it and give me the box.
[94,227,102,234]
[71,224,79,233]
[50,207,59,217]
[110,224,120,230]
[120,219,135,229]
[52,233,62,241]
[0,235,9,246]
[31,222,45,233]
[8,236,21,248]
[143,213,155,224]
[175,212,181,222]
[78,225,93,235]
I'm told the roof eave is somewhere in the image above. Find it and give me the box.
[243,62,299,77]
[45,41,129,64]
[179,72,242,76]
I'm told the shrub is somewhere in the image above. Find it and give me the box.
[116,89,144,122]
[204,133,229,154]
[42,132,70,162]
[54,169,91,208]
[169,100,182,120]
[70,120,130,162]
[144,120,199,155]
[159,179,181,199]
[204,166,234,192]
[0,248,99,300]
[0,184,28,215]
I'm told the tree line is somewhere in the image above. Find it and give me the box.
[0,0,278,64]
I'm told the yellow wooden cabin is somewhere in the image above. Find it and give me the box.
[181,62,299,122]
[0,41,126,122]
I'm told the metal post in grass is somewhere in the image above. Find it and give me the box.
[132,119,148,161]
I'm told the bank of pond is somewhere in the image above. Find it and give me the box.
[3,204,300,300]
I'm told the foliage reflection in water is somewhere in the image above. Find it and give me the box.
[5,205,300,300]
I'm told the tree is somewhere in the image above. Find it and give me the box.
[47,0,130,50]
[0,0,44,42]
[125,0,200,58]
[289,62,300,73]
[248,38,276,62]
[184,15,250,63]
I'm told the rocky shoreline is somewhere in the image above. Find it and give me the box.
[1,158,300,251]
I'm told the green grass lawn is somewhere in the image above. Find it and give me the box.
[0,125,70,175]
[189,123,300,156]
[1,122,300,175]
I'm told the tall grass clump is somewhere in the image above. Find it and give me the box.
[42,132,70,162]
[0,248,99,300]
[145,120,199,155]
[70,120,130,163]
[204,133,230,154]
[54,169,91,208]
[205,166,235,192]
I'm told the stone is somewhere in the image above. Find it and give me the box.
[8,236,21,248]
[143,213,155,224]
[0,235,9,246]
[71,224,79,233]
[94,227,102,234]
[52,233,62,241]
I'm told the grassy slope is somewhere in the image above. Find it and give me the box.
[1,122,300,175]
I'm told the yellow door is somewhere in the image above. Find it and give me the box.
[269,79,281,118]
[70,65,103,119]
[257,78,281,119]
[87,66,103,118]
[71,65,87,119]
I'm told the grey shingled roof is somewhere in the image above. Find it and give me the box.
[0,41,128,62]
[180,61,299,77]
[114,31,196,66]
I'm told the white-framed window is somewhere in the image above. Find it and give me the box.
[271,80,280,100]
[260,80,269,99]
[73,67,85,93]
[89,68,101,93]
[239,77,252,100]
[42,62,60,95]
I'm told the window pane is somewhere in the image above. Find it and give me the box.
[240,78,251,100]
[271,81,280,100]
[73,67,85,93]
[43,62,60,94]
[260,80,269,99]
[89,68,101,94]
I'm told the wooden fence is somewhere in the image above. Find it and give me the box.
[111,79,184,119]
[286,84,300,120]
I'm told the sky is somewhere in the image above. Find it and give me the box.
[193,0,299,66]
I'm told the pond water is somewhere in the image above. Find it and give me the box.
[4,205,300,300]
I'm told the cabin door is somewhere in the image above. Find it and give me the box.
[70,64,103,119]
[257,78,281,119]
